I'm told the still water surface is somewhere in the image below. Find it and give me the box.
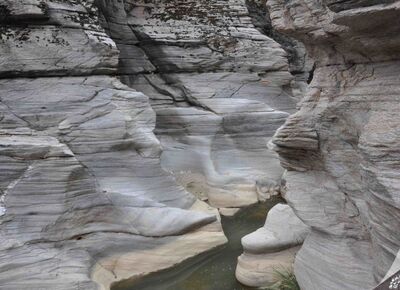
[112,199,281,290]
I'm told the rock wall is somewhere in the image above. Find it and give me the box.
[98,0,303,209]
[269,1,400,289]
[4,1,397,289]
[0,1,227,289]
[0,0,302,289]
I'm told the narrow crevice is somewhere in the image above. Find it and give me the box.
[245,0,312,82]
[307,63,316,84]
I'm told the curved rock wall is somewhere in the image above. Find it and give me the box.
[98,0,302,209]
[269,1,400,289]
[0,1,226,289]
[4,1,396,290]
[0,0,305,289]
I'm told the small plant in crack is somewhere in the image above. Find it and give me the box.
[264,268,300,290]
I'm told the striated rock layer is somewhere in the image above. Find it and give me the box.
[236,203,309,288]
[269,0,400,289]
[0,1,227,289]
[98,0,304,208]
[0,0,303,289]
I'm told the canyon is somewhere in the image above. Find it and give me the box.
[0,0,399,290]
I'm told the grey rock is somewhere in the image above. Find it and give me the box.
[0,0,311,289]
[98,0,302,207]
[269,0,400,289]
[0,76,227,289]
[241,204,309,255]
[0,1,228,289]
[236,204,309,288]
[0,0,118,77]
[236,246,301,288]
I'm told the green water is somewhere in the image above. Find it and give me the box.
[112,198,281,290]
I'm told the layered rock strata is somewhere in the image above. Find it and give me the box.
[268,0,400,289]
[0,1,226,289]
[236,203,309,287]
[0,0,309,288]
[98,0,302,208]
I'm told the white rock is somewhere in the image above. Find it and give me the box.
[219,207,241,217]
[241,204,310,254]
[236,246,301,288]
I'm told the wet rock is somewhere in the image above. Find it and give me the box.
[219,207,241,217]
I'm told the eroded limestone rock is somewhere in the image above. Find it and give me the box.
[0,1,227,289]
[98,0,303,208]
[269,1,400,289]
[236,203,309,288]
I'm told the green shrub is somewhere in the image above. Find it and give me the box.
[264,268,300,290]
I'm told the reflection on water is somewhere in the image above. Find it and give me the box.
[112,198,282,290]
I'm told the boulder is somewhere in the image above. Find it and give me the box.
[236,203,309,288]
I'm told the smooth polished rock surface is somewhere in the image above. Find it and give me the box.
[0,75,227,289]
[98,0,303,208]
[236,246,301,288]
[0,1,227,289]
[235,204,309,288]
[0,0,304,289]
[219,207,241,217]
[241,203,309,254]
[269,0,400,289]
